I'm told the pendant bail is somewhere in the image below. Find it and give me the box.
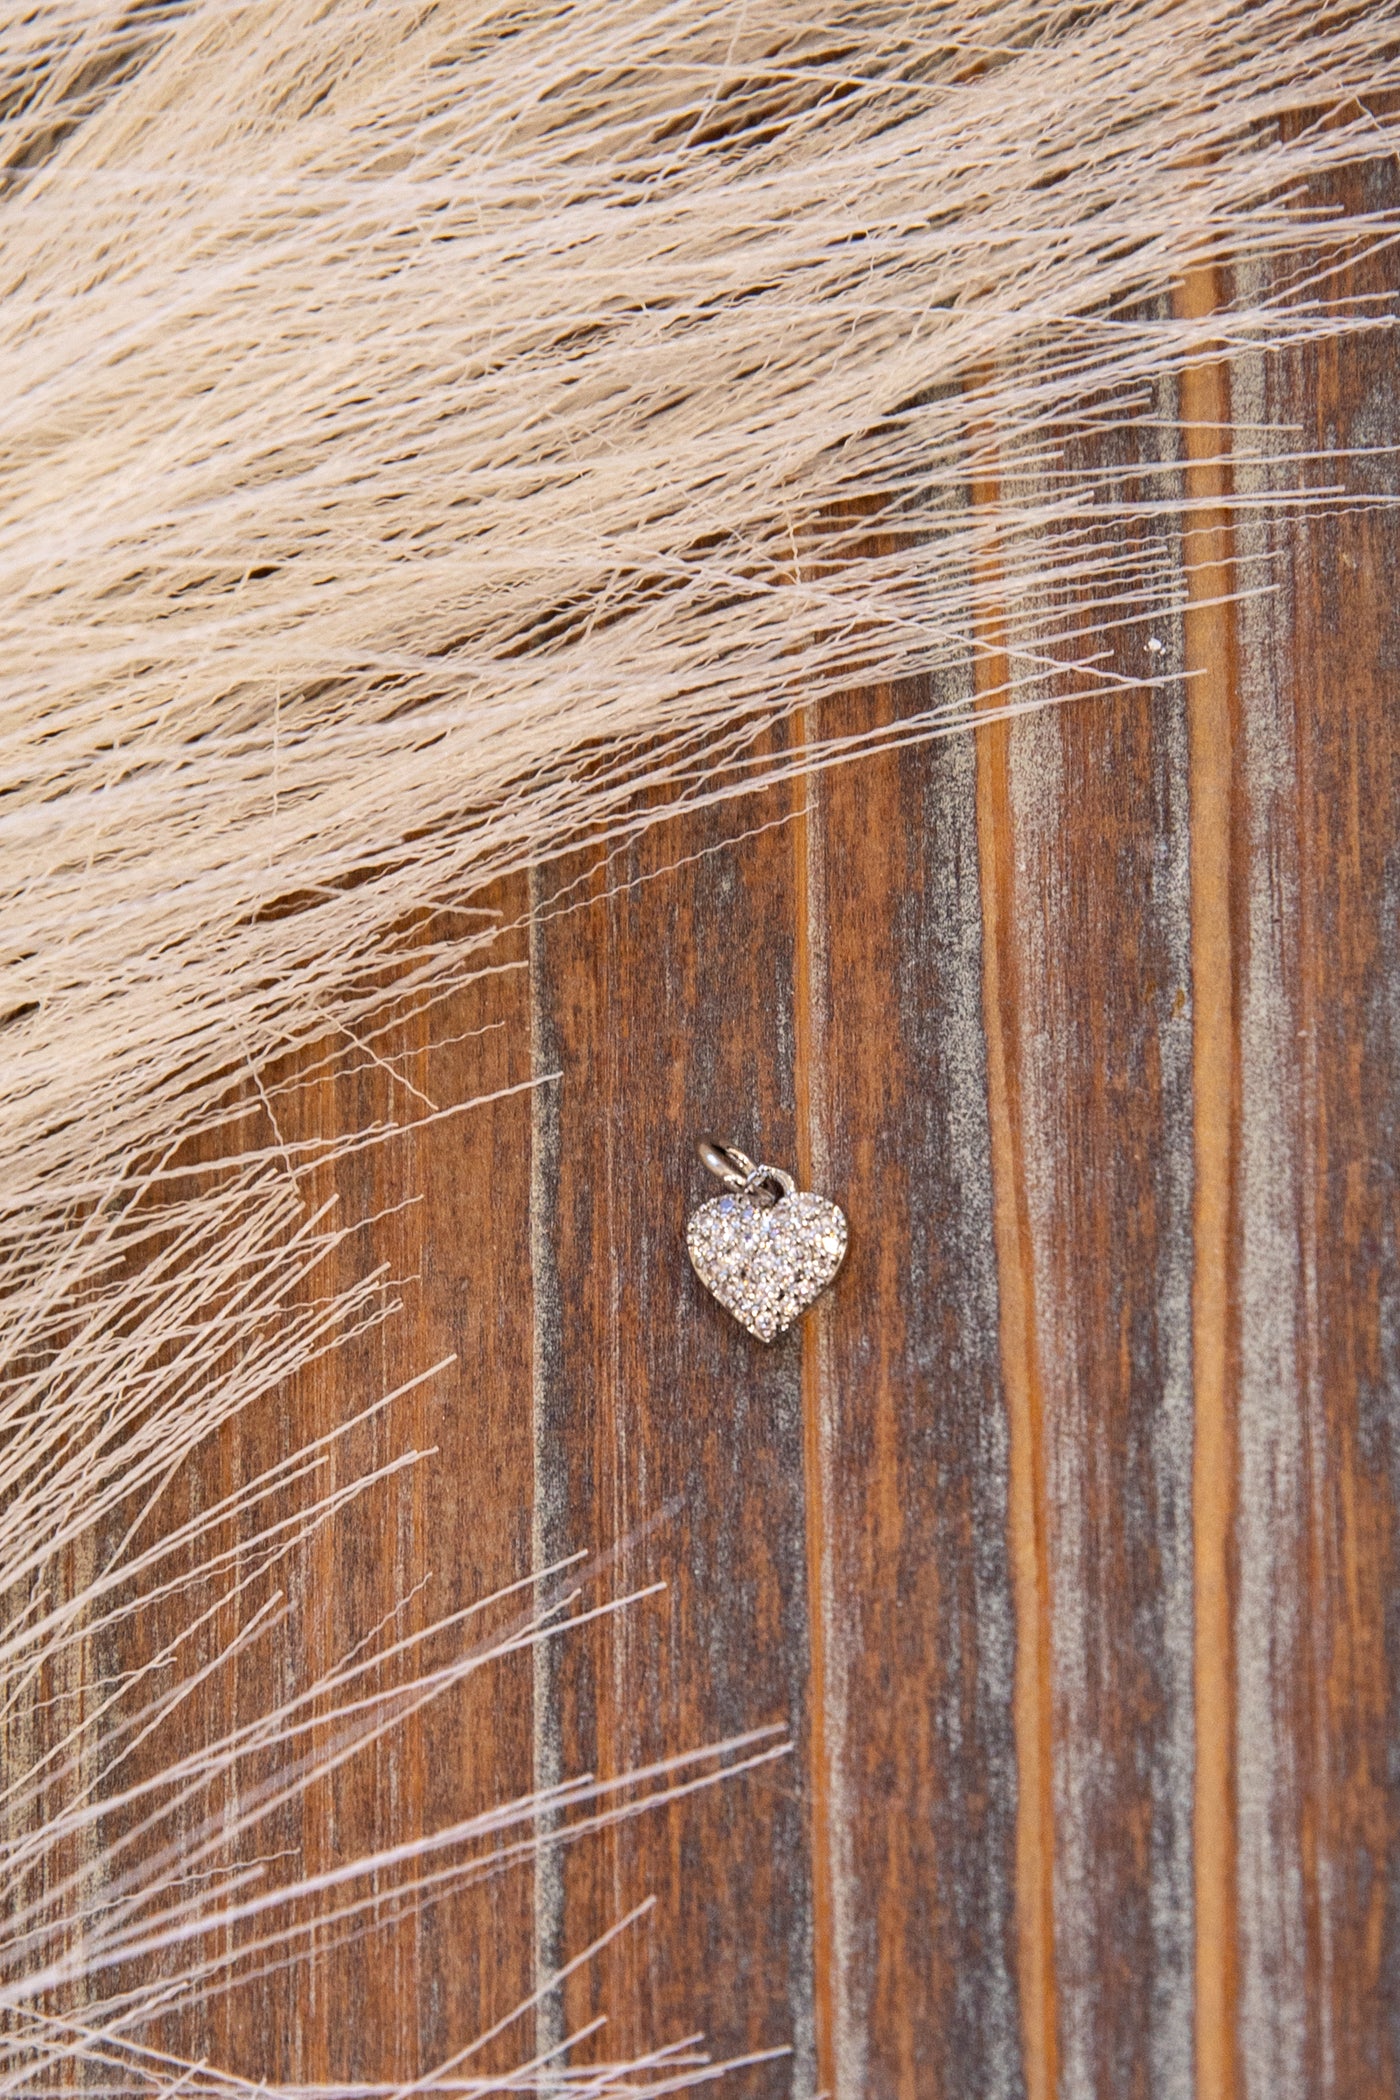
[695,1135,796,1206]
[696,1135,756,1189]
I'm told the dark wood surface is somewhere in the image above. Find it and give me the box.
[54,172,1400,2100]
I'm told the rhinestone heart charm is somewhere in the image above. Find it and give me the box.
[687,1139,848,1343]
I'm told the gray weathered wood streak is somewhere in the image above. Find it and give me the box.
[1228,288,1311,2100]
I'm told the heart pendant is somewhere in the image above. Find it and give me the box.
[687,1138,848,1343]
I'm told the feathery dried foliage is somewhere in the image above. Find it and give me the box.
[3,0,1400,2090]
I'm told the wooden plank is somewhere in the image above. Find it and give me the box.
[278,901,538,2086]
[807,675,1023,2100]
[527,771,818,2092]
[1226,161,1400,2100]
[396,891,539,2080]
[92,885,541,2087]
[979,368,1199,2100]
[1295,282,1400,2100]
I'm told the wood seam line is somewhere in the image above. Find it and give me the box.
[970,455,1059,2100]
[1176,264,1242,2100]
[793,722,839,2100]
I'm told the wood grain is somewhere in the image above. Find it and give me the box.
[50,166,1400,2100]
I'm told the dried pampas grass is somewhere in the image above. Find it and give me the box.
[4,1,1400,2091]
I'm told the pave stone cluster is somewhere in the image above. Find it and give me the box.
[686,1185,848,1342]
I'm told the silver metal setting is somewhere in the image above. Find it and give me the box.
[687,1134,847,1343]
